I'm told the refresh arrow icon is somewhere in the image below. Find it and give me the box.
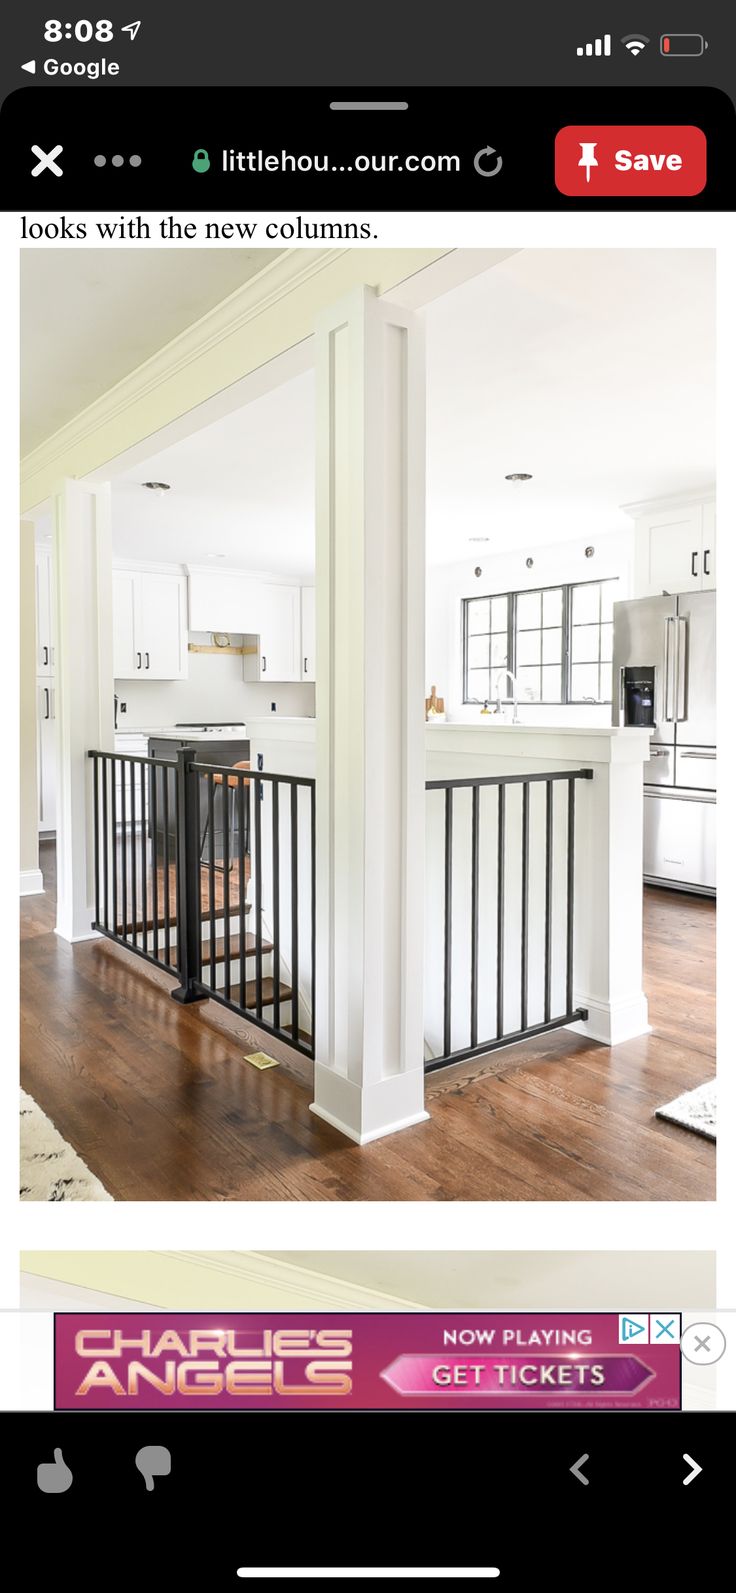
[474,145,503,177]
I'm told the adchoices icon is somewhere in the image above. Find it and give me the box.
[619,1314,649,1344]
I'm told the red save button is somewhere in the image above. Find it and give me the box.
[555,126,707,196]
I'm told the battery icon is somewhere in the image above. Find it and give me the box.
[660,34,708,56]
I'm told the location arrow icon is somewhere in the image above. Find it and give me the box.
[682,1453,702,1486]
[570,1454,590,1486]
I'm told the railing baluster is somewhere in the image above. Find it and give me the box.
[162,763,171,967]
[130,759,137,948]
[121,758,128,942]
[566,776,576,1014]
[521,780,529,1032]
[291,782,299,1043]
[111,755,118,933]
[254,773,263,1019]
[140,759,148,954]
[470,782,480,1051]
[544,779,553,1023]
[93,753,100,927]
[150,761,159,964]
[272,781,281,1032]
[102,755,109,932]
[496,784,505,1039]
[238,775,246,1011]
[443,786,453,1059]
[222,772,231,1002]
[208,773,216,991]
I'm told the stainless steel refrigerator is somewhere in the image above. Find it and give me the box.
[612,591,715,894]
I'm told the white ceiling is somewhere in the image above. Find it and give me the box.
[424,247,715,561]
[20,249,284,454]
[112,371,315,576]
[99,249,715,572]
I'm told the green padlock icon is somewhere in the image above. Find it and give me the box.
[192,148,210,174]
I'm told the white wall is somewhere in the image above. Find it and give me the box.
[426,529,634,725]
[116,640,315,728]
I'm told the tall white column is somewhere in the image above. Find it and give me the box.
[311,285,428,1144]
[54,479,114,942]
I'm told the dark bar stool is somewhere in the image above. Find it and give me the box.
[200,760,250,872]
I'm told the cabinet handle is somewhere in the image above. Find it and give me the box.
[304,656,308,674]
[136,652,142,670]
[704,548,711,576]
[145,651,150,670]
[691,550,698,578]
[44,687,50,721]
[42,644,49,667]
[262,655,267,673]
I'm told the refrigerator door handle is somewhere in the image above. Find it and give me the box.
[663,617,676,722]
[675,616,688,722]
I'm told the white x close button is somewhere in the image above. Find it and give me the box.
[31,144,64,177]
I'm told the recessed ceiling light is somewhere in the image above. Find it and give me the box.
[142,481,171,495]
[206,553,227,559]
[505,472,533,482]
[468,537,489,543]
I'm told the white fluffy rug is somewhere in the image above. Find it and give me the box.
[20,1090,114,1201]
[655,1079,717,1142]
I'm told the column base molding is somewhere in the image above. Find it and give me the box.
[20,869,44,897]
[567,993,650,1047]
[311,1062,429,1145]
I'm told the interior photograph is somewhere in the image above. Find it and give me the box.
[19,245,716,1201]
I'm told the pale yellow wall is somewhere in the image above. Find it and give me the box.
[20,248,448,511]
[20,1249,716,1310]
[19,522,38,876]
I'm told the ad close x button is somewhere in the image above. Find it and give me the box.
[555,125,707,196]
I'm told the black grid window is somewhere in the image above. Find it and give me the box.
[463,578,617,706]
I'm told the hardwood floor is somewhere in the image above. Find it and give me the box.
[21,841,715,1201]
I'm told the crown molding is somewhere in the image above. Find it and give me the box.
[166,1251,426,1311]
[621,486,716,517]
[20,248,345,486]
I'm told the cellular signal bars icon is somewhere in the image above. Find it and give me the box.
[576,34,611,57]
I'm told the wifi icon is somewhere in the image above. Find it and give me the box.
[621,34,650,56]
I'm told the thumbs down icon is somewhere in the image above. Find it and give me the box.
[135,1445,172,1492]
[37,1448,73,1494]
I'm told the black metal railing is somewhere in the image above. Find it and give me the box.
[89,748,315,1058]
[89,750,180,977]
[424,767,593,1071]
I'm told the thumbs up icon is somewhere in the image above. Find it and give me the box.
[37,1448,73,1494]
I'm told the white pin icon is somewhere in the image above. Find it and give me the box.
[578,141,599,182]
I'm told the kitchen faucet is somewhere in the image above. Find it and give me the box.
[494,669,520,723]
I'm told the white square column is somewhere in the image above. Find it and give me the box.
[311,285,429,1144]
[54,479,114,943]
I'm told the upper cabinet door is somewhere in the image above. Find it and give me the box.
[701,501,716,589]
[245,584,301,682]
[112,570,139,678]
[188,568,257,632]
[635,506,704,596]
[301,587,316,681]
[137,573,188,680]
[35,546,54,674]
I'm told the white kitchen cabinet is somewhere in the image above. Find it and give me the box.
[301,586,316,681]
[37,680,56,833]
[244,584,302,682]
[113,569,188,681]
[35,545,55,676]
[188,568,257,632]
[701,501,716,589]
[632,497,715,596]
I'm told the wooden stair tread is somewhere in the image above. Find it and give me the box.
[122,900,251,936]
[228,977,293,1008]
[201,933,274,967]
